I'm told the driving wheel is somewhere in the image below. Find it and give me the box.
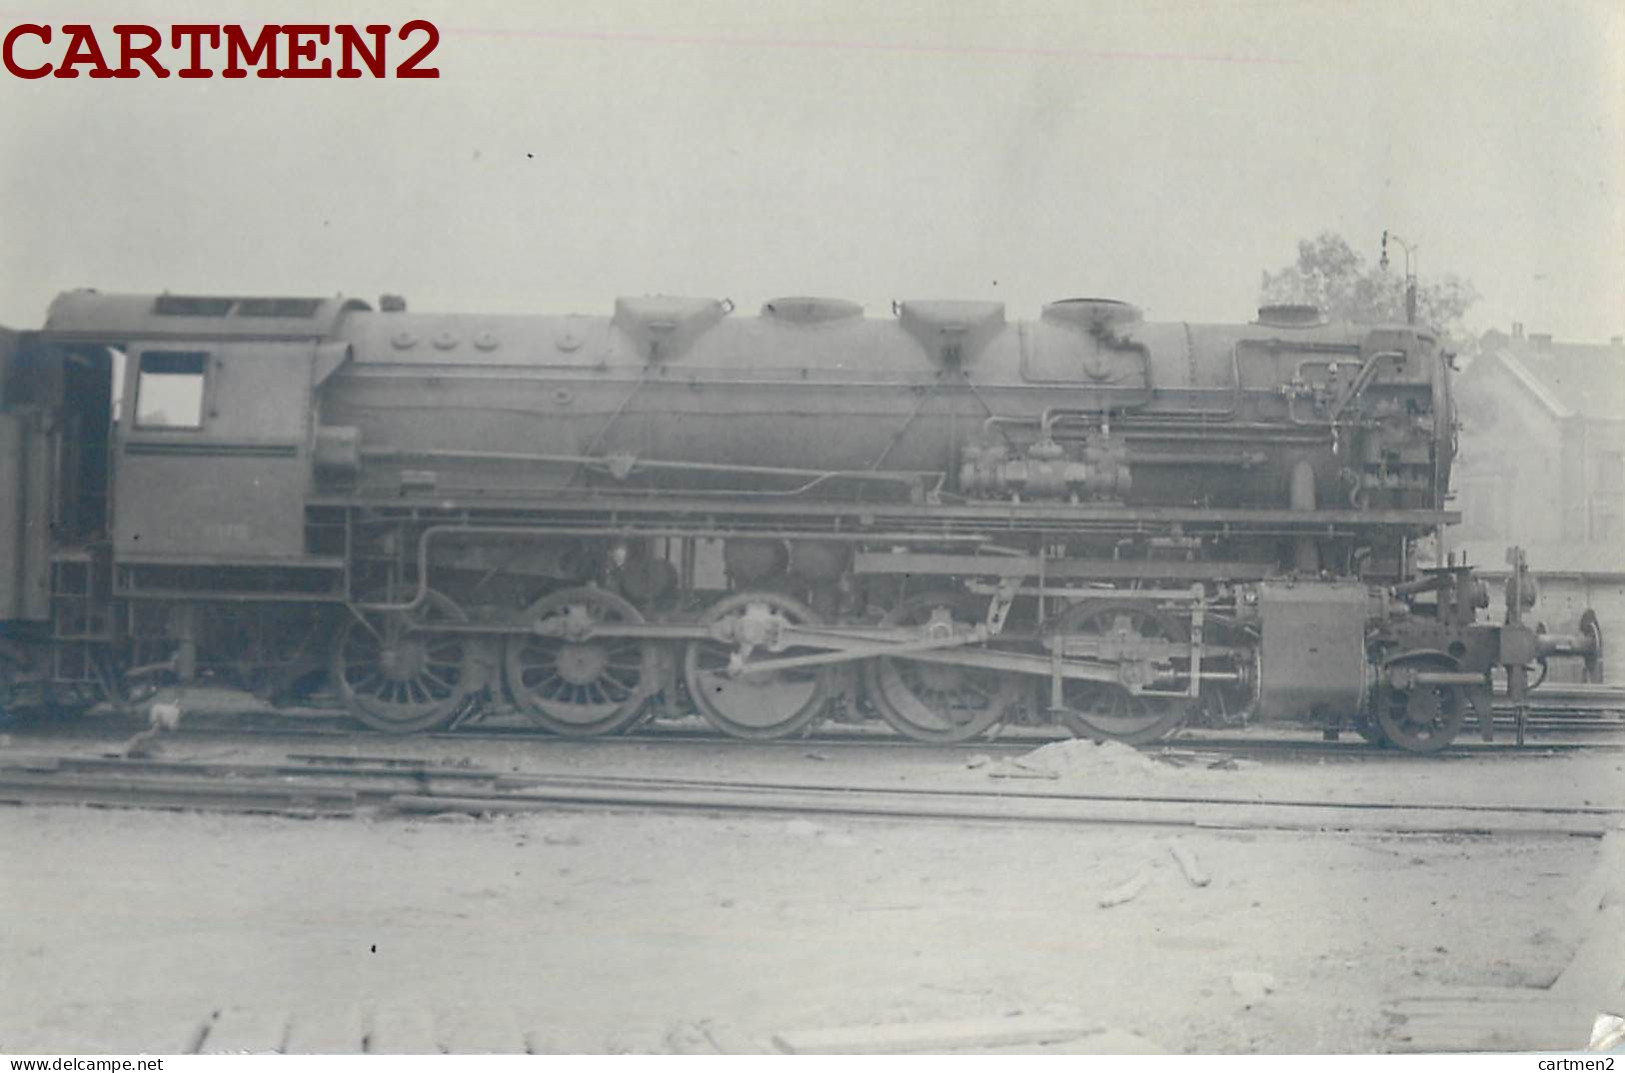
[333,589,474,733]
[1046,601,1190,744]
[683,591,832,739]
[505,587,659,736]
[864,592,1019,743]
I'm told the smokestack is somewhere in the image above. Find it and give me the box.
[1512,322,1524,339]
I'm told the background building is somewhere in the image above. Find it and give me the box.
[1449,328,1623,681]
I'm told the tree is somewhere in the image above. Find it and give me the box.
[1260,232,1478,337]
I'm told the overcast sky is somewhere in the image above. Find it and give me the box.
[2,0,1620,339]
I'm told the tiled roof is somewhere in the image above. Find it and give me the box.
[1466,338,1625,422]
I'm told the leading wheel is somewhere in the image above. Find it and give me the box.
[333,589,474,733]
[1375,655,1467,754]
[864,592,1019,743]
[505,587,658,736]
[683,591,832,740]
[1047,601,1190,745]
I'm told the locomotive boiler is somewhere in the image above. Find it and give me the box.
[0,290,1601,751]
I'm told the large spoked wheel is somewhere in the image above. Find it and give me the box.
[1375,655,1467,754]
[683,591,832,740]
[1047,601,1190,745]
[864,592,1020,743]
[333,589,474,733]
[505,587,658,736]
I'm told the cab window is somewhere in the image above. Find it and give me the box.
[134,351,207,429]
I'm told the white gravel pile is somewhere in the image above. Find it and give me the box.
[1004,738,1177,780]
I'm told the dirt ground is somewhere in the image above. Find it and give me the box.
[0,729,1620,1054]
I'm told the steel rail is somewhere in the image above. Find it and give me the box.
[8,704,1619,756]
[11,751,1623,814]
[0,752,1616,837]
[390,784,1614,837]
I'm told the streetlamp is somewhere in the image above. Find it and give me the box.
[1380,230,1418,325]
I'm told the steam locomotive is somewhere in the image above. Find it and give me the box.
[0,289,1601,751]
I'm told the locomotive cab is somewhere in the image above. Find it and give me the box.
[2,292,366,713]
[36,292,363,579]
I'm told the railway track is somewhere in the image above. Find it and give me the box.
[10,725,1625,774]
[11,678,1620,749]
[7,706,1624,770]
[0,750,1616,838]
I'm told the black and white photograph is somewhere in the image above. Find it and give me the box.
[0,0,1621,1058]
